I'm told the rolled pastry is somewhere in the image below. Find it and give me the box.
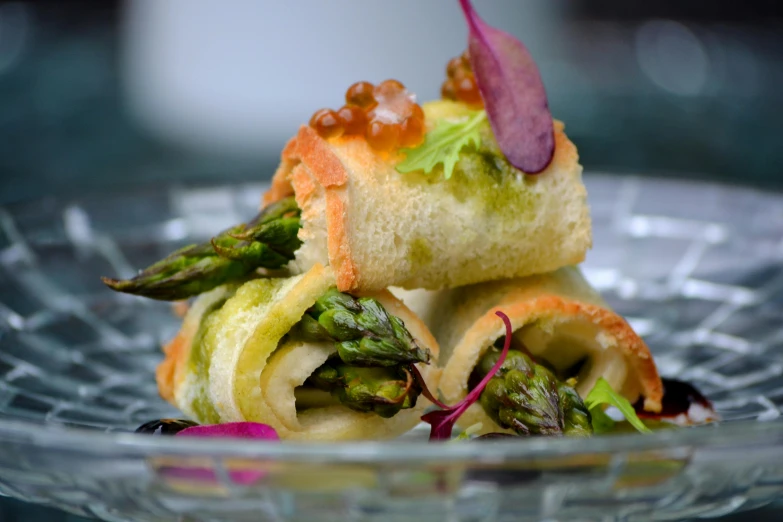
[157,264,440,441]
[264,100,591,292]
[394,266,662,435]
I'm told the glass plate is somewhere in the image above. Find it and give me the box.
[0,174,782,522]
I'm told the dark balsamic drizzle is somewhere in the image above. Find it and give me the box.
[135,418,198,435]
[634,378,716,425]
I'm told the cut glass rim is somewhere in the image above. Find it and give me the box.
[0,417,781,462]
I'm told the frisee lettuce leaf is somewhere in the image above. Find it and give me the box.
[396,110,487,180]
[584,378,652,434]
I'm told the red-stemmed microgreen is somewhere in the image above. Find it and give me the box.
[419,310,513,440]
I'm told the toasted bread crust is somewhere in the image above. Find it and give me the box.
[414,266,663,434]
[157,330,188,403]
[462,295,662,413]
[266,125,359,291]
[264,137,298,206]
[325,188,357,291]
[264,111,591,292]
[294,125,349,188]
[552,120,578,176]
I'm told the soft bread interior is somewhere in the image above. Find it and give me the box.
[289,166,329,275]
[263,100,592,292]
[515,318,640,402]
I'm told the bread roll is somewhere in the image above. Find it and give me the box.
[393,267,662,435]
[157,264,440,441]
[264,100,591,292]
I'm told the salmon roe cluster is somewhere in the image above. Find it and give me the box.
[441,51,484,108]
[309,80,425,152]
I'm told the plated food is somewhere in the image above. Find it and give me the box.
[156,264,440,441]
[394,267,663,437]
[263,100,590,292]
[109,0,712,442]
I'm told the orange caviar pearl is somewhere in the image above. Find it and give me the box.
[310,108,344,139]
[446,57,463,79]
[336,105,366,135]
[456,75,483,106]
[375,79,405,97]
[441,80,457,100]
[399,116,424,148]
[409,103,424,122]
[312,78,424,150]
[441,50,484,107]
[345,81,377,109]
[452,66,471,82]
[366,119,401,151]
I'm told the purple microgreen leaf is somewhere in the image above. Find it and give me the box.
[421,310,513,441]
[458,0,555,174]
[176,422,280,441]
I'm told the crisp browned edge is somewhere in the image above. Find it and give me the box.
[263,125,360,291]
[156,321,197,404]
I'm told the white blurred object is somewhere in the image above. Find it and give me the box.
[122,0,555,158]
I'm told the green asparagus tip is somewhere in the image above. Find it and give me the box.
[101,197,302,301]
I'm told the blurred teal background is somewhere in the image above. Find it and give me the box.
[0,0,781,520]
[0,0,782,205]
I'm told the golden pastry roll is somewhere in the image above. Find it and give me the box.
[264,100,591,293]
[157,264,440,441]
[394,266,662,435]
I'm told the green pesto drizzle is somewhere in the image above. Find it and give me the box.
[187,296,230,423]
[412,125,541,221]
[408,237,433,272]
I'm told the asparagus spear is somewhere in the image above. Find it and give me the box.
[102,197,301,301]
[306,359,420,418]
[472,346,592,436]
[291,288,431,367]
[293,288,430,416]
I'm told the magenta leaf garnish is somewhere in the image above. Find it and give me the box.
[421,311,513,440]
[167,422,279,485]
[176,422,279,440]
[458,0,555,174]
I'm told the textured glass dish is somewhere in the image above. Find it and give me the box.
[0,174,782,522]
